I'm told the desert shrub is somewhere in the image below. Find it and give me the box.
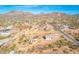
[63,50,69,54]
[54,39,72,47]
[69,45,79,50]
[43,44,54,49]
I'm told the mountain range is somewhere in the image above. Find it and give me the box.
[0,11,79,28]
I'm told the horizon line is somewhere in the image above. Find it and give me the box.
[0,10,78,15]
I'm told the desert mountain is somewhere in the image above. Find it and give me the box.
[0,11,79,28]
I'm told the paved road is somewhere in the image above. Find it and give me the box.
[50,23,79,45]
[58,29,79,45]
[0,30,24,53]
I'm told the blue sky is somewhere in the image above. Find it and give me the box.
[0,5,79,14]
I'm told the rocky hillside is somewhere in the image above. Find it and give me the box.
[0,11,79,29]
[0,11,79,54]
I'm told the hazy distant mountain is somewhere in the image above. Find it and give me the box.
[6,11,33,15]
[0,11,79,28]
[0,11,70,18]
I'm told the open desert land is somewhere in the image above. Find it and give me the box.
[0,6,79,54]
